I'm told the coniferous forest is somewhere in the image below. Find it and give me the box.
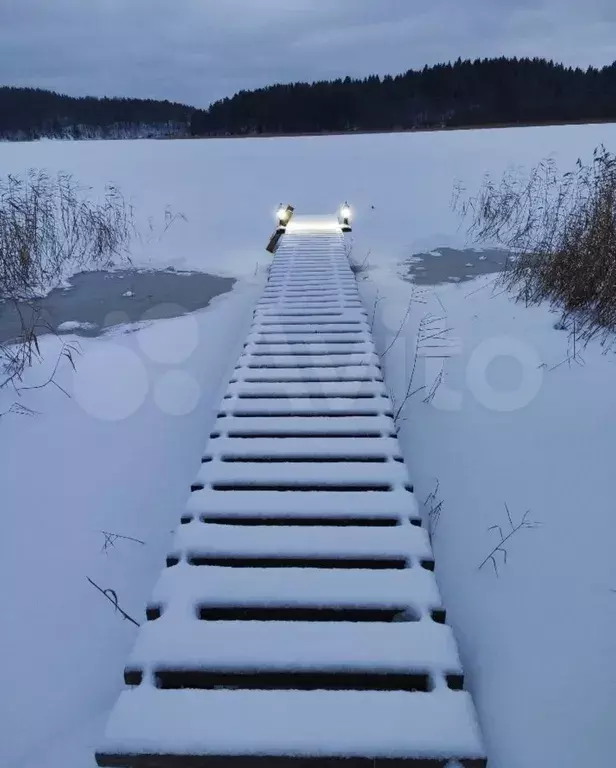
[191,57,616,136]
[0,87,196,140]
[3,57,616,141]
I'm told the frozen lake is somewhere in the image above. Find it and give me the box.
[0,268,235,343]
[406,247,508,285]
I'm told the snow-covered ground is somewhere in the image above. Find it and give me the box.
[1,124,616,768]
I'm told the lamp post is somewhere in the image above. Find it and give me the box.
[266,204,295,253]
[276,204,295,230]
[340,202,352,232]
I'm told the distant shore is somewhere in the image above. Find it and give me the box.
[177,116,616,140]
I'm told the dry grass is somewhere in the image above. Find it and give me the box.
[454,145,616,344]
[0,170,133,301]
[0,170,134,388]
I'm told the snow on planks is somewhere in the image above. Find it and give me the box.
[96,218,486,767]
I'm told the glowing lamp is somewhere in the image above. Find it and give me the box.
[340,202,352,231]
[276,204,294,227]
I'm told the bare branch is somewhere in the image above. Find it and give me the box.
[100,530,146,553]
[370,290,383,331]
[423,366,444,404]
[423,480,443,544]
[479,505,541,575]
[382,291,420,358]
[86,577,141,627]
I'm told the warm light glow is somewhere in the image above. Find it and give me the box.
[286,216,342,233]
[340,204,351,220]
[276,206,289,222]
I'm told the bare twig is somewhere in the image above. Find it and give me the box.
[433,291,447,314]
[9,342,80,396]
[465,274,499,298]
[370,290,383,331]
[393,313,453,424]
[423,366,444,404]
[549,319,586,370]
[349,248,371,275]
[424,480,443,542]
[393,335,422,424]
[159,206,187,241]
[479,504,541,576]
[86,577,141,627]
[382,293,416,358]
[0,402,39,419]
[100,530,146,553]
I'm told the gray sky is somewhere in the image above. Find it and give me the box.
[1,0,615,108]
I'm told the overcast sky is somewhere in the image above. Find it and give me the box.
[1,0,616,107]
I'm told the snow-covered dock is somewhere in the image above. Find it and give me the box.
[96,217,486,767]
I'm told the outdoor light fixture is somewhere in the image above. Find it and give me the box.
[340,202,352,232]
[276,204,295,227]
[267,203,295,253]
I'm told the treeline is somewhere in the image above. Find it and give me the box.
[0,87,201,140]
[191,57,616,136]
[6,56,616,142]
